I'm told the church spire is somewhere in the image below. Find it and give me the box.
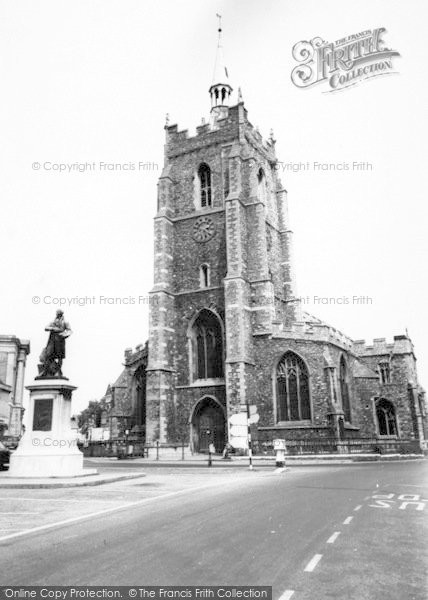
[209,14,232,120]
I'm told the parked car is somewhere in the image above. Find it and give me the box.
[0,441,10,470]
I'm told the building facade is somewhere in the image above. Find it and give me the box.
[86,343,148,442]
[0,335,30,440]
[143,32,426,453]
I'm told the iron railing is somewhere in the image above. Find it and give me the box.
[255,437,422,455]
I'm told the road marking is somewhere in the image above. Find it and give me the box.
[0,497,126,503]
[398,501,425,511]
[0,512,39,515]
[343,516,353,524]
[353,505,362,511]
[0,482,224,543]
[304,554,323,572]
[326,531,341,544]
[363,496,370,501]
[278,591,294,600]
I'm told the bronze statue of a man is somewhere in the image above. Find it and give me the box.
[37,310,72,378]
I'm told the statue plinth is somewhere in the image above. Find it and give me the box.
[8,378,97,478]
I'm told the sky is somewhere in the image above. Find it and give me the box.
[1,0,427,416]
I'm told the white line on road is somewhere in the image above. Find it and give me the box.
[0,482,229,544]
[304,554,323,572]
[343,516,353,524]
[363,496,370,501]
[326,531,341,544]
[278,591,294,600]
[0,512,39,515]
[353,505,362,511]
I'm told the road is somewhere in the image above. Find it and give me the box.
[0,461,427,599]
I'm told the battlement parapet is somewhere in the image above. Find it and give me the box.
[165,104,276,161]
[352,335,414,357]
[272,320,354,350]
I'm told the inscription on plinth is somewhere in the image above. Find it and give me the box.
[32,398,53,431]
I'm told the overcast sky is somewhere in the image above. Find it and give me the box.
[1,0,427,416]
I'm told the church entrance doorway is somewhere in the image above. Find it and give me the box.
[191,397,226,454]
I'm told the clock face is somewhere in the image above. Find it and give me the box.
[192,216,215,242]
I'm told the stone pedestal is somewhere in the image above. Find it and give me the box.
[9,378,96,478]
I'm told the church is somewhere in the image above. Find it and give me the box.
[106,28,426,455]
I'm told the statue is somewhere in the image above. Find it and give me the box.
[37,310,72,378]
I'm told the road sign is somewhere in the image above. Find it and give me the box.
[273,438,286,450]
[248,413,260,424]
[229,412,247,426]
[229,424,248,437]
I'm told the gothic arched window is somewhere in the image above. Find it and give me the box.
[339,356,351,422]
[379,362,391,384]
[276,352,311,422]
[198,163,212,208]
[375,398,398,436]
[191,310,223,380]
[257,168,267,203]
[200,264,210,288]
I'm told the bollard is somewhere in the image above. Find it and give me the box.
[156,440,159,461]
[273,438,287,468]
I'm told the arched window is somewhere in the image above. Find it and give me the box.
[339,357,351,422]
[198,163,212,208]
[376,398,398,436]
[191,310,223,380]
[257,168,267,203]
[276,352,311,421]
[224,167,229,198]
[132,365,146,430]
[200,264,210,288]
[379,362,391,384]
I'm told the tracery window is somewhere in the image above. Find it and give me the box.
[376,398,398,436]
[276,352,311,421]
[191,310,223,380]
[339,357,351,422]
[198,163,212,208]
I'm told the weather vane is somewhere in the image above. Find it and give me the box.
[216,13,222,33]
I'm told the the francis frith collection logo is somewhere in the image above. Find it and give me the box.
[291,28,400,92]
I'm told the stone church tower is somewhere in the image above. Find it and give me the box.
[145,27,426,453]
[146,26,298,451]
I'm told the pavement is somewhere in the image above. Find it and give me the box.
[0,470,145,488]
[0,460,427,599]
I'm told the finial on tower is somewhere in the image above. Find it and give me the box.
[238,87,243,103]
[165,113,169,126]
[210,14,232,120]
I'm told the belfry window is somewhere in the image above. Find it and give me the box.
[276,352,311,421]
[379,362,391,384]
[191,309,223,380]
[375,398,398,436]
[198,163,212,208]
[339,357,351,422]
[200,264,210,288]
[257,168,267,203]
